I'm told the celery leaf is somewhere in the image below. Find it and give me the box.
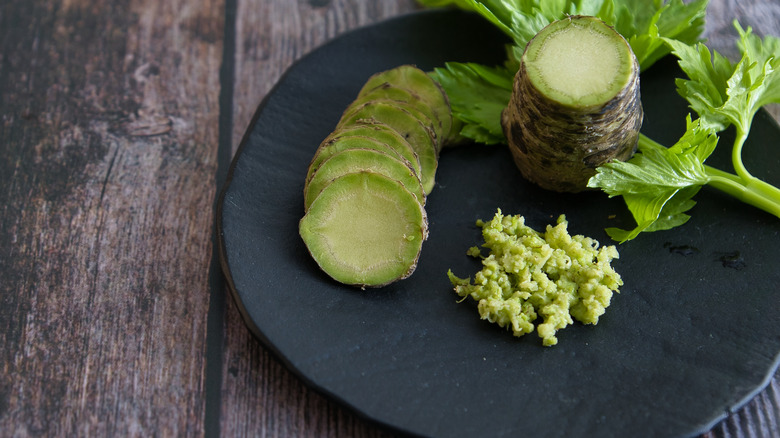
[667,24,780,133]
[588,118,716,242]
[431,62,513,144]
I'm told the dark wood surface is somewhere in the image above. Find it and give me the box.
[1,0,778,436]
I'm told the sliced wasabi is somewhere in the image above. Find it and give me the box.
[354,83,447,143]
[325,122,422,177]
[337,100,438,194]
[306,135,414,186]
[304,148,425,210]
[299,172,428,288]
[300,64,458,288]
[340,97,439,148]
[359,65,453,143]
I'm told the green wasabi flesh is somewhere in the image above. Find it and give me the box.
[304,148,425,210]
[324,122,422,177]
[356,83,448,145]
[523,15,635,109]
[337,100,439,194]
[306,135,414,186]
[359,64,453,142]
[342,98,440,147]
[300,172,427,288]
[448,210,622,346]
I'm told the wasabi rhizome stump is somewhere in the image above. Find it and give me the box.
[300,65,451,288]
[502,15,643,193]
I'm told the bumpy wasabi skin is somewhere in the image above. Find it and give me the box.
[448,210,622,346]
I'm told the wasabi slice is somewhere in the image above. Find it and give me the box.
[300,64,458,288]
[337,100,439,194]
[306,135,414,186]
[304,148,425,210]
[325,122,422,178]
[340,98,439,148]
[355,83,448,143]
[359,64,453,144]
[299,172,428,288]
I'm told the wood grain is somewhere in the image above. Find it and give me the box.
[0,0,223,435]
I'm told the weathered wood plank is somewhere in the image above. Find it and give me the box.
[0,0,224,435]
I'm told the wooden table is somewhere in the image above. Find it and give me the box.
[1,0,778,436]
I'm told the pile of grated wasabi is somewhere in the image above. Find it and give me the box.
[448,209,622,346]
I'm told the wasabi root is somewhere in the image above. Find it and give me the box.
[502,16,643,193]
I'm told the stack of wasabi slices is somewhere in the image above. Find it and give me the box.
[299,65,455,288]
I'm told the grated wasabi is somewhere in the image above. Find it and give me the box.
[448,210,622,346]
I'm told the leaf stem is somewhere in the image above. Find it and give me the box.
[637,133,664,151]
[640,132,780,218]
[705,165,780,218]
[731,127,753,181]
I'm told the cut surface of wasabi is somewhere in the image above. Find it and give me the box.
[326,123,422,177]
[359,64,452,141]
[304,148,425,210]
[299,172,427,287]
[306,135,413,184]
[342,98,440,147]
[356,83,448,143]
[337,101,438,194]
[523,16,634,108]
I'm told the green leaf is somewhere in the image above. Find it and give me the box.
[588,118,715,241]
[715,23,780,131]
[667,22,780,134]
[665,37,735,132]
[735,22,780,107]
[643,186,699,231]
[605,189,697,242]
[655,0,708,43]
[665,115,719,162]
[613,0,709,71]
[431,62,513,144]
[589,145,709,197]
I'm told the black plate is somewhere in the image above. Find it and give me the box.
[217,9,780,438]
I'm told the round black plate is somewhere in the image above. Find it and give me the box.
[217,9,780,438]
